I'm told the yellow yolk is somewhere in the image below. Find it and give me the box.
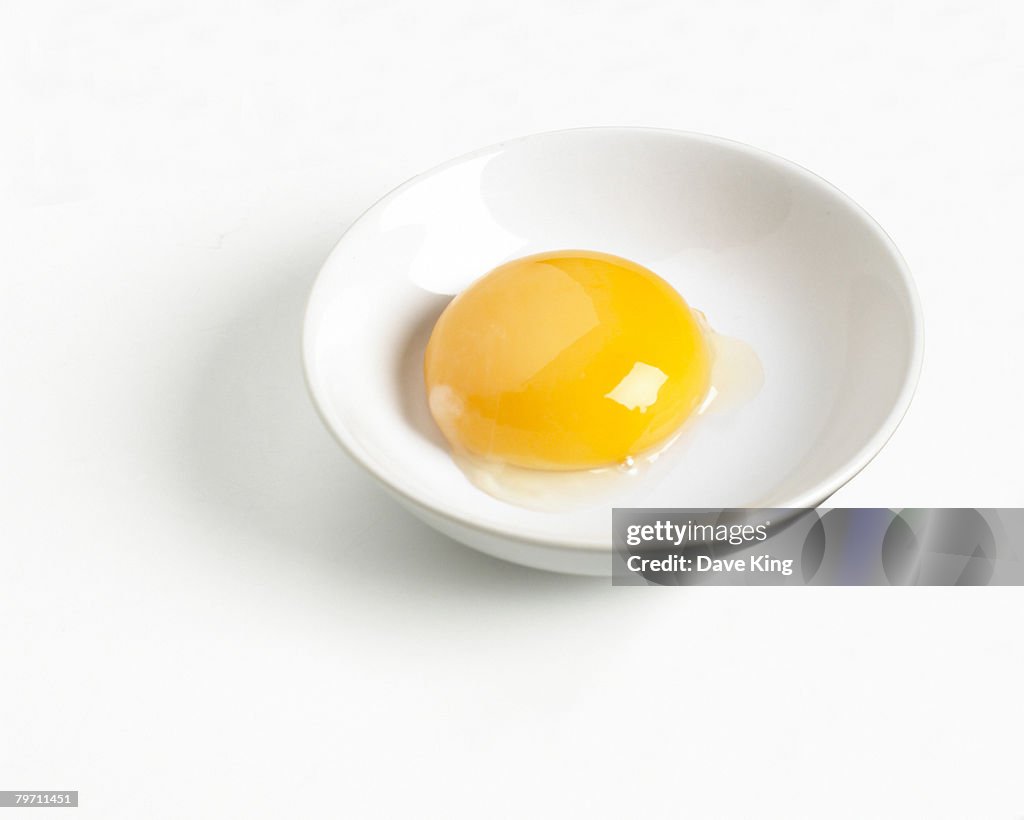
[424,250,711,471]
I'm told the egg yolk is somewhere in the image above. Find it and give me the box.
[424,250,711,471]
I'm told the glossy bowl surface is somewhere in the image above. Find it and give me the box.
[303,128,924,574]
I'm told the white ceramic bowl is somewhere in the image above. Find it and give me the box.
[303,128,924,575]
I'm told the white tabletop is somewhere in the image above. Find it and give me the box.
[3,1,1023,817]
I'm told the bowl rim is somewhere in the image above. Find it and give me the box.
[302,126,925,553]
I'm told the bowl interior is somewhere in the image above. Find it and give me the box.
[304,129,922,549]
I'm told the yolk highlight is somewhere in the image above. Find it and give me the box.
[424,250,711,471]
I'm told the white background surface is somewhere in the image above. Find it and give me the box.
[3,1,1023,817]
